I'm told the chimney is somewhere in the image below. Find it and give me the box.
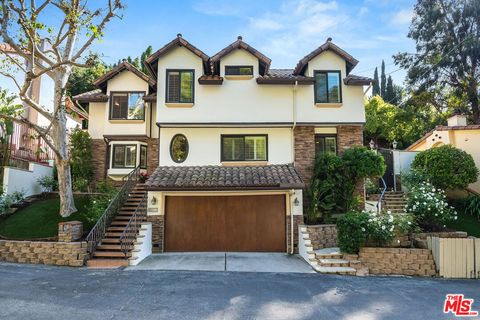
[447,114,467,126]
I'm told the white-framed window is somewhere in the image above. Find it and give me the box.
[108,141,148,171]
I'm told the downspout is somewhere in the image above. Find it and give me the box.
[290,80,298,255]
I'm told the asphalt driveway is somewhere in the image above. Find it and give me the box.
[0,262,479,320]
[127,253,315,273]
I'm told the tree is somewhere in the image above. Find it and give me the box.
[140,45,153,74]
[394,0,480,124]
[372,67,380,96]
[0,0,124,217]
[67,58,110,97]
[412,145,478,190]
[385,75,395,103]
[70,127,94,192]
[380,60,386,98]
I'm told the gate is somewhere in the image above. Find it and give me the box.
[428,237,480,278]
[378,148,395,190]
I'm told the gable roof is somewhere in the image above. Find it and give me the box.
[145,164,304,191]
[256,69,315,85]
[343,74,373,86]
[144,34,210,77]
[72,89,108,103]
[293,38,359,76]
[210,36,271,75]
[93,60,156,89]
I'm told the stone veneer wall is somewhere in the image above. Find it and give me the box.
[306,224,337,250]
[359,247,436,277]
[293,126,315,185]
[0,240,87,266]
[287,215,304,254]
[337,125,363,153]
[92,139,107,182]
[147,215,164,252]
[147,138,159,175]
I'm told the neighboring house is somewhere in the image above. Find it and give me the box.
[407,114,480,194]
[73,34,371,254]
[0,43,85,197]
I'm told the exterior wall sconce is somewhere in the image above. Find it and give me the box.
[150,196,157,206]
[369,139,375,150]
[392,140,398,150]
[293,197,300,207]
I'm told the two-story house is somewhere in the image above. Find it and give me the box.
[73,34,371,256]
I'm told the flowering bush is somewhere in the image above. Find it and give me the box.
[0,190,25,215]
[85,182,117,223]
[139,171,149,183]
[405,179,457,229]
[337,210,417,253]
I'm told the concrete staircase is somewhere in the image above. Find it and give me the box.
[298,226,367,275]
[87,184,147,268]
[382,191,407,214]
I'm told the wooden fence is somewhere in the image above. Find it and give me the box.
[427,237,480,279]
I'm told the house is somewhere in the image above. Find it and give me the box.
[407,114,480,195]
[73,34,371,255]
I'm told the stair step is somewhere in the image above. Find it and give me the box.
[93,251,131,258]
[315,266,357,275]
[101,238,121,244]
[87,259,129,269]
[107,227,127,232]
[111,221,129,226]
[115,216,134,220]
[97,244,122,250]
[105,232,123,237]
[319,259,350,267]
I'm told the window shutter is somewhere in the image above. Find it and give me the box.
[167,72,180,102]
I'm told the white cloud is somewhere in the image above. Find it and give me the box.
[392,8,413,25]
[249,17,283,31]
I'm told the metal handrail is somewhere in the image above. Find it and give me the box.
[85,166,141,256]
[119,193,147,256]
[376,177,387,213]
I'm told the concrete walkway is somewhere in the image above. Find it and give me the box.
[126,252,315,273]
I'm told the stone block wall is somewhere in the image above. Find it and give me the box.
[0,240,88,266]
[147,138,159,175]
[92,139,107,182]
[147,215,164,252]
[306,224,337,249]
[58,221,83,242]
[359,247,436,277]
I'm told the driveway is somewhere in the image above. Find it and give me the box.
[127,253,315,273]
[0,262,478,320]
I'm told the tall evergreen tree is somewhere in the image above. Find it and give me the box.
[380,60,386,98]
[372,67,380,96]
[386,75,395,103]
[141,45,153,74]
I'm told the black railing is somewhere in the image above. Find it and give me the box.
[85,166,141,256]
[120,193,147,256]
[377,177,387,213]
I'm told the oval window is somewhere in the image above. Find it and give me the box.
[170,134,189,163]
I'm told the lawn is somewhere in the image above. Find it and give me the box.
[446,212,480,237]
[0,196,94,240]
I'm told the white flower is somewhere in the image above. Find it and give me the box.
[382,225,386,230]
[361,228,365,232]
[454,216,458,220]
[407,221,411,225]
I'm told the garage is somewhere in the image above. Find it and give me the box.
[164,194,286,252]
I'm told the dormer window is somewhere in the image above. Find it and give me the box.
[110,92,145,120]
[225,66,253,76]
[166,70,194,103]
[314,71,342,103]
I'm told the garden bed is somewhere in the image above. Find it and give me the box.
[0,196,93,240]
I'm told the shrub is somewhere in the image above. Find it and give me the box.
[337,211,370,254]
[0,190,25,215]
[411,145,478,190]
[307,147,386,223]
[337,210,417,253]
[365,178,380,195]
[37,175,58,192]
[464,195,480,220]
[405,179,457,230]
[84,182,118,224]
[70,127,94,192]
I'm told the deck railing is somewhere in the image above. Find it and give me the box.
[85,166,141,256]
[120,193,147,256]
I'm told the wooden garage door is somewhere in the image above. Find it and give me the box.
[165,195,286,252]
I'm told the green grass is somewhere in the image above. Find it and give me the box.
[0,196,94,240]
[446,212,480,237]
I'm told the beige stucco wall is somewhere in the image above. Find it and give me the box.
[87,70,153,139]
[159,127,293,166]
[155,47,365,125]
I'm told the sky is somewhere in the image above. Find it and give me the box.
[0,0,417,95]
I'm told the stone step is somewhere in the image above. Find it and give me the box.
[101,238,121,244]
[318,259,350,267]
[87,259,129,269]
[96,244,123,251]
[105,232,123,237]
[316,253,343,260]
[107,227,127,232]
[93,251,131,258]
[314,266,357,275]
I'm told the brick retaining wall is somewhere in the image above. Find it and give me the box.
[359,247,436,277]
[306,224,337,250]
[0,240,87,266]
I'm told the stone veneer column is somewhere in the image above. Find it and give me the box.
[287,215,304,254]
[147,138,159,174]
[147,215,164,252]
[91,139,107,183]
[294,126,315,185]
